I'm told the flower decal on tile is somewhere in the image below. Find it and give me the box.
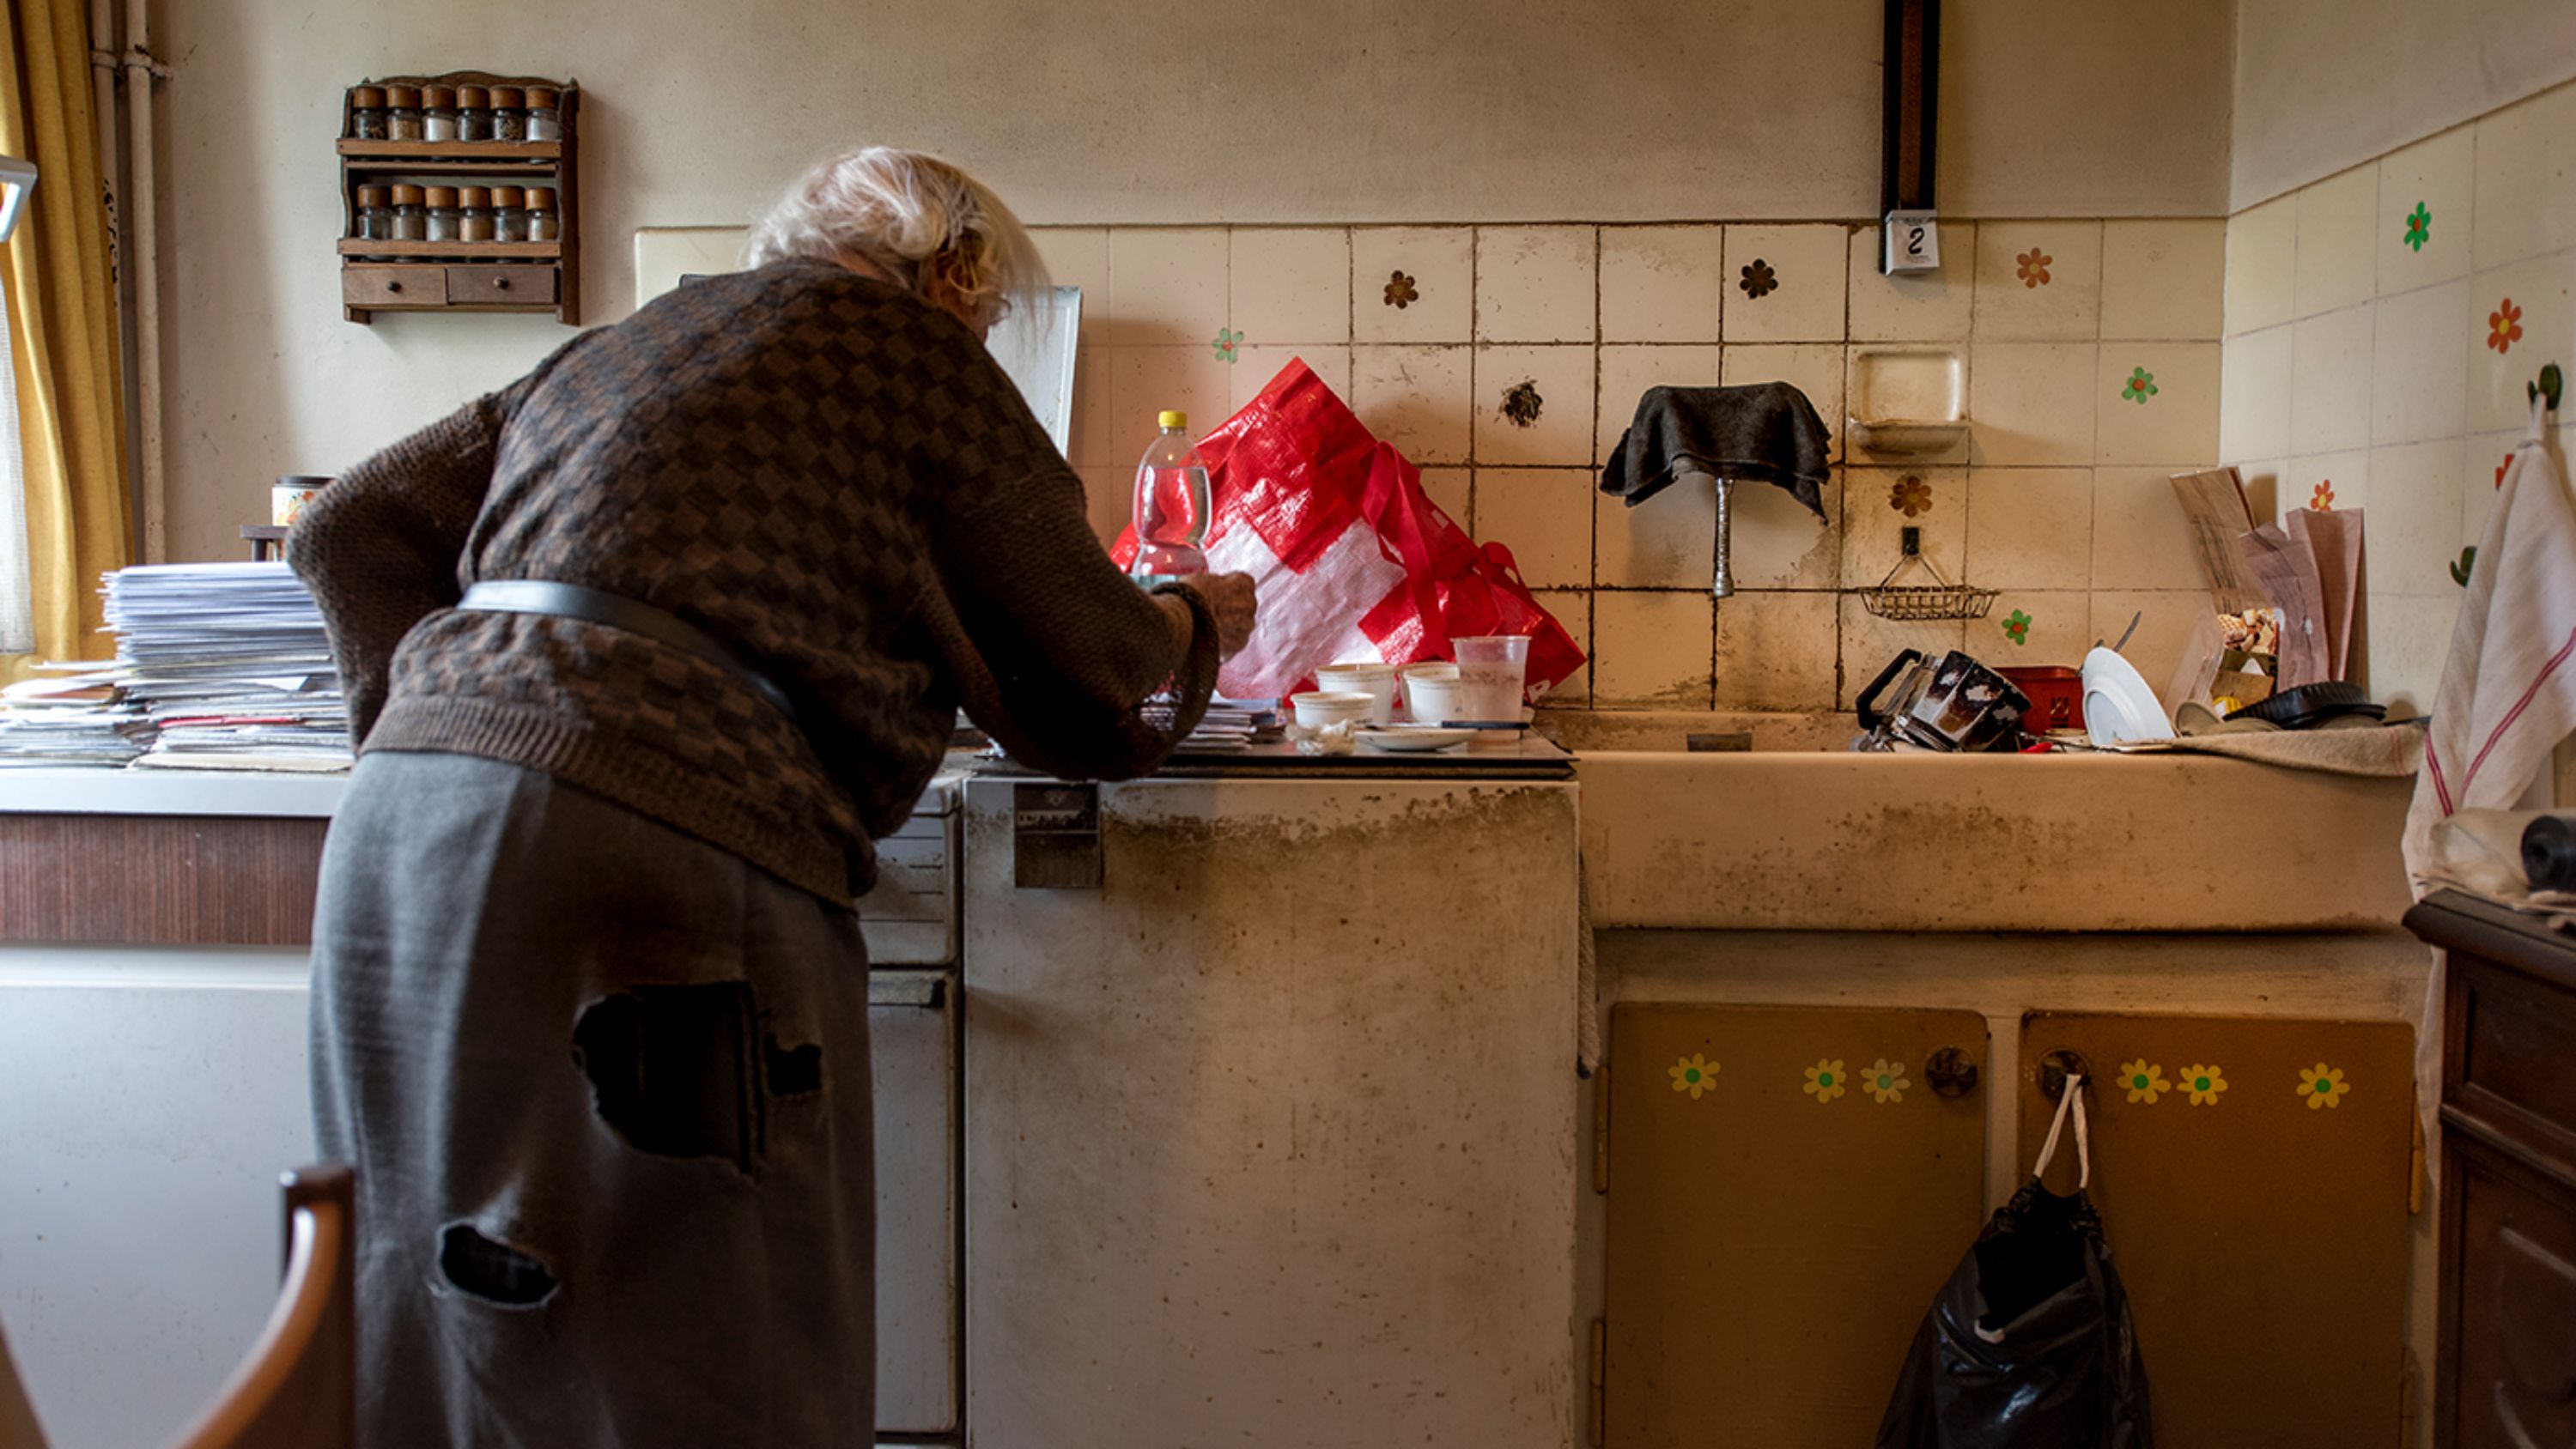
[2298,1062,2351,1110]
[2181,1064,2227,1106]
[2403,201,2431,252]
[2310,480,2336,511]
[1212,327,1242,363]
[2002,609,2032,646]
[1739,258,1778,300]
[1889,474,1934,517]
[1668,1052,1720,1100]
[1383,270,1419,310]
[2118,1058,2171,1105]
[2488,298,2524,354]
[1863,1058,1910,1104]
[1500,379,1544,428]
[2121,367,2159,404]
[2016,248,2053,288]
[1801,1058,1847,1104]
[2451,546,2477,587]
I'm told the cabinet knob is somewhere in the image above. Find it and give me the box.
[493,276,509,290]
[386,280,402,293]
[1925,1046,1979,1099]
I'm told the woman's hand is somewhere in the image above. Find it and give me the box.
[1178,572,1258,658]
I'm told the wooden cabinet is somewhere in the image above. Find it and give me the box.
[2407,889,2576,1449]
[2018,1012,2416,1448]
[1604,1004,1990,1447]
[336,75,580,324]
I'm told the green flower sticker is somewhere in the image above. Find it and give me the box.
[1801,1058,1847,1104]
[2118,1058,2171,1104]
[2403,201,2431,252]
[1668,1052,1719,1100]
[2182,1064,2227,1106]
[2298,1062,2351,1110]
[1863,1058,1910,1104]
[2002,609,2032,646]
[1212,327,1242,363]
[2122,367,2159,404]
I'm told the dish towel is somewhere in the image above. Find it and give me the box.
[2415,808,2576,928]
[1598,382,1832,519]
[2403,392,2576,888]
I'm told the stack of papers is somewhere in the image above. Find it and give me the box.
[1145,694,1279,753]
[0,562,353,773]
[0,674,154,767]
[104,563,350,772]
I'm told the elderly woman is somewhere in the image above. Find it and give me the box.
[290,148,1253,1448]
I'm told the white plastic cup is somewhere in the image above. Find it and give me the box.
[1291,690,1374,730]
[1400,661,1458,721]
[1452,635,1531,723]
[1405,675,1464,724]
[1315,663,1398,725]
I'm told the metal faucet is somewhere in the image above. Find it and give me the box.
[1711,476,1735,599]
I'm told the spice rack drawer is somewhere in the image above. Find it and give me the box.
[447,265,556,306]
[342,264,447,308]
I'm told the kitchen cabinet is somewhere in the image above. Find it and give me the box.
[2404,890,2576,1449]
[870,970,960,1436]
[2017,1012,2416,1449]
[960,773,1582,1449]
[1603,1004,1989,1449]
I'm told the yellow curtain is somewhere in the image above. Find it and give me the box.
[0,0,128,684]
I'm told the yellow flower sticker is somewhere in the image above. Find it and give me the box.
[1668,1053,1720,1100]
[1802,1058,1848,1104]
[2298,1063,2351,1110]
[2180,1064,2227,1106]
[1864,1058,1911,1104]
[2117,1058,2171,1104]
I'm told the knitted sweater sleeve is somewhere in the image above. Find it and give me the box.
[287,391,514,743]
[924,455,1220,782]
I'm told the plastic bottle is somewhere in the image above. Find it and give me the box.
[1128,410,1211,585]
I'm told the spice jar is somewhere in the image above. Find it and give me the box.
[422,84,458,142]
[458,185,494,244]
[386,85,423,142]
[526,186,560,242]
[389,185,428,242]
[525,87,562,142]
[353,185,392,240]
[349,86,388,141]
[456,84,491,142]
[490,185,527,242]
[425,186,461,242]
[489,86,526,142]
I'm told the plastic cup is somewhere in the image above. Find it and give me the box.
[1291,690,1374,730]
[1315,663,1398,725]
[1405,675,1463,724]
[1452,635,1531,723]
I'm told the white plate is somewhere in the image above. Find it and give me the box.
[1358,726,1476,753]
[2081,646,2176,747]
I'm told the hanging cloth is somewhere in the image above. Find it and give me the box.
[0,0,130,682]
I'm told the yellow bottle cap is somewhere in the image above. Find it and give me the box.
[1158,410,1188,429]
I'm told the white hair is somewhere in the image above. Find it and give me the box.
[743,147,1046,330]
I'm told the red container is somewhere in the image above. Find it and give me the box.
[2001,665,2085,734]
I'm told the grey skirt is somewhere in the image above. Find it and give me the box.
[310,750,874,1449]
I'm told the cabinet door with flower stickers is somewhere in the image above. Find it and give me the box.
[2017,1011,2415,1449]
[1605,1003,1987,1449]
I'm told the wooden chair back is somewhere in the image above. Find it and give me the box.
[167,1166,355,1449]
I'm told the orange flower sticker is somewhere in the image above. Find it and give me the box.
[2310,480,2336,511]
[2488,298,2524,354]
[2016,248,2052,288]
[1889,475,1934,517]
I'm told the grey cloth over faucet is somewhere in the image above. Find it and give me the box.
[310,749,877,1449]
[1598,381,1834,520]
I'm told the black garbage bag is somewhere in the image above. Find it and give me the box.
[1875,1079,2151,1449]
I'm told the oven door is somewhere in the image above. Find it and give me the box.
[871,967,959,1436]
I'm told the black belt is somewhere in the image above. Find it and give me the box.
[455,580,797,719]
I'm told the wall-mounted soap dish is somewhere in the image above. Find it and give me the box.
[1849,348,1968,458]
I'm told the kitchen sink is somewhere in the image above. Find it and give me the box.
[1545,710,2417,932]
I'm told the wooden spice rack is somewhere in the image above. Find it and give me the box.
[337,74,580,324]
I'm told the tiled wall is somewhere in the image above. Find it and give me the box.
[2221,75,2576,713]
[1038,218,2227,712]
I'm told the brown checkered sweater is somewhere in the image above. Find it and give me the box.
[291,258,1217,904]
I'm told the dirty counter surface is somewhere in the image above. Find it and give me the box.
[971,731,1575,781]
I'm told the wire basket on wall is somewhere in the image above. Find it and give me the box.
[1856,526,1998,621]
